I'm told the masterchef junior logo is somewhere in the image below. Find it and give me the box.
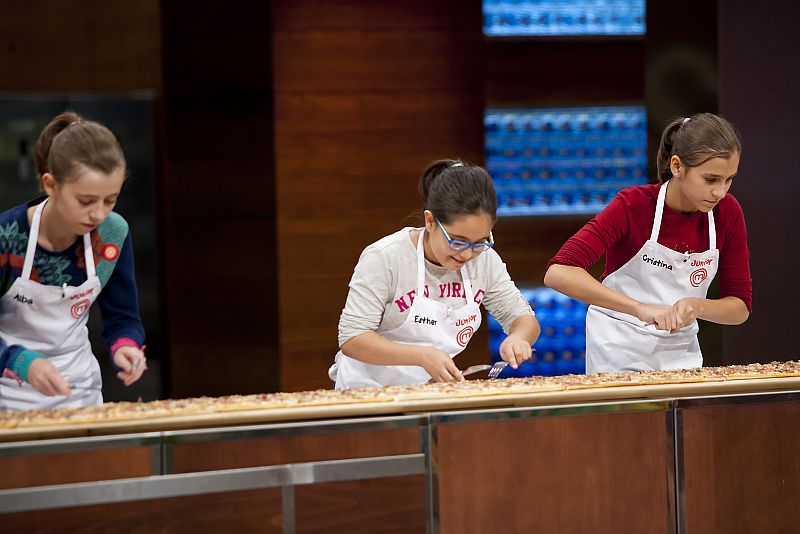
[70,299,91,319]
[456,326,474,347]
[689,259,712,287]
[690,268,708,287]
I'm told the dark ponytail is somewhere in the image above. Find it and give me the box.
[419,159,497,224]
[656,113,742,183]
[34,111,126,186]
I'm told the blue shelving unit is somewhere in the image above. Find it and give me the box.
[483,0,646,37]
[489,287,587,377]
[485,105,648,217]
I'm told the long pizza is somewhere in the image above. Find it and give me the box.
[1,360,799,429]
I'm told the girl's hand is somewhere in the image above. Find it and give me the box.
[113,346,148,386]
[27,358,71,397]
[499,335,533,368]
[672,297,702,331]
[635,302,681,332]
[419,348,463,383]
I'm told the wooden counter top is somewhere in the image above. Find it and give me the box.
[2,375,800,442]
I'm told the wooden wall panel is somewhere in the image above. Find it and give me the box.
[171,428,420,472]
[493,216,605,287]
[0,489,283,533]
[0,0,161,91]
[717,0,800,363]
[487,40,645,104]
[274,32,482,92]
[160,0,279,397]
[682,401,800,532]
[169,343,276,398]
[273,0,485,392]
[272,0,477,30]
[0,447,153,490]
[436,412,671,533]
[295,477,426,533]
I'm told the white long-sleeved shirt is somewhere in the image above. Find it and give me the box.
[338,227,533,347]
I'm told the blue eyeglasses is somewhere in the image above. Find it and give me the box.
[435,218,494,253]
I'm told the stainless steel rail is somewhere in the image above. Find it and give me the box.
[0,453,426,514]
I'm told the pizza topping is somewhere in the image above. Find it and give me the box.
[1,360,799,429]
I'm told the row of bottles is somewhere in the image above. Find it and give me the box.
[486,106,648,216]
[483,0,645,37]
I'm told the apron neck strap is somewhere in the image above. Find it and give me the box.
[650,179,717,249]
[460,267,474,302]
[83,233,96,277]
[22,198,96,280]
[416,228,475,302]
[416,228,427,296]
[22,200,46,280]
[650,181,669,242]
[707,208,716,250]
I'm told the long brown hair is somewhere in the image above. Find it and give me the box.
[34,111,126,185]
[655,113,742,183]
[419,159,497,224]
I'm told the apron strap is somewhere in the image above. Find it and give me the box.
[22,198,96,280]
[460,266,474,303]
[22,200,47,280]
[83,233,96,277]
[416,228,427,297]
[707,208,717,250]
[649,180,669,242]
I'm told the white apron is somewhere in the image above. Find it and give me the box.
[330,228,483,389]
[0,199,103,410]
[585,180,719,373]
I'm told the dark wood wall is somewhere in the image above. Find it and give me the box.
[0,0,161,91]
[717,0,800,364]
[272,0,485,391]
[160,1,279,397]
[0,0,161,92]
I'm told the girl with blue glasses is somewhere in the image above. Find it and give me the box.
[330,159,539,388]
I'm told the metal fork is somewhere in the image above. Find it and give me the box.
[487,361,509,378]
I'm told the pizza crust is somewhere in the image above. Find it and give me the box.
[2,360,799,429]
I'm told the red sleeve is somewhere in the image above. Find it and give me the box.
[547,193,630,271]
[717,195,752,312]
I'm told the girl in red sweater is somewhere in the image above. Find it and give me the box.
[545,113,751,373]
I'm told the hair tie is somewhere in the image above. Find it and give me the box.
[682,117,691,125]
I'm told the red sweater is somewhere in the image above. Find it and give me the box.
[548,183,752,312]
